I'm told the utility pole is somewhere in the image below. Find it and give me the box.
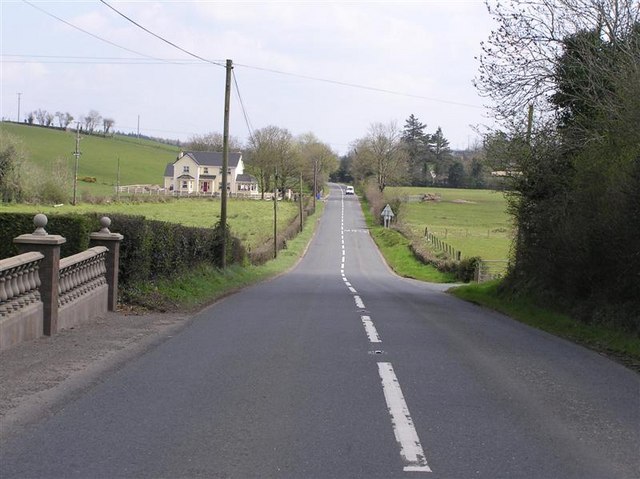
[72,123,81,206]
[220,59,232,268]
[299,172,304,233]
[273,168,278,259]
[16,93,21,123]
[313,157,318,209]
[116,157,121,201]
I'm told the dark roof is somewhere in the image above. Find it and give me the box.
[164,163,174,177]
[236,174,257,183]
[179,151,242,167]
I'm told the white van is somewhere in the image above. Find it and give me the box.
[345,186,355,195]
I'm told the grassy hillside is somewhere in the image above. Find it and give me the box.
[1,122,179,197]
[385,186,512,260]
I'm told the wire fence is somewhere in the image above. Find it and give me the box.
[474,260,509,283]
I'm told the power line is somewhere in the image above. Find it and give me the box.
[233,62,484,109]
[3,54,211,64]
[21,1,484,111]
[99,0,224,67]
[22,0,169,63]
[231,70,255,144]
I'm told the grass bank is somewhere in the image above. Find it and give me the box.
[123,202,324,312]
[450,281,640,371]
[360,194,455,283]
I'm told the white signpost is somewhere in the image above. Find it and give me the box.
[381,204,395,228]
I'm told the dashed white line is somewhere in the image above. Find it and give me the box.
[348,286,357,294]
[361,315,381,343]
[354,295,365,309]
[377,362,432,473]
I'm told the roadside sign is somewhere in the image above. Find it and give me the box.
[381,204,395,228]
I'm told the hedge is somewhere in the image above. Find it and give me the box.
[0,212,245,289]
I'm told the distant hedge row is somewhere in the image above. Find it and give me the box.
[0,212,245,289]
[248,202,315,265]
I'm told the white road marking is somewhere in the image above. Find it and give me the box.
[361,315,381,343]
[348,286,357,294]
[354,295,365,309]
[377,362,432,473]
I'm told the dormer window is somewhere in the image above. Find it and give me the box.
[183,166,190,173]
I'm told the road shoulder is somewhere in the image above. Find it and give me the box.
[0,309,191,441]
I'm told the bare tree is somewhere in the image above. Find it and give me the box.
[245,126,296,199]
[103,118,115,135]
[475,0,640,125]
[296,133,338,195]
[350,122,408,192]
[34,109,48,126]
[186,132,242,151]
[84,110,102,133]
[55,112,65,128]
[62,112,74,128]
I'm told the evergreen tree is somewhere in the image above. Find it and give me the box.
[401,114,428,186]
[430,126,452,182]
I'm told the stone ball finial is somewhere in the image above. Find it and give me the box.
[33,214,48,236]
[99,216,112,233]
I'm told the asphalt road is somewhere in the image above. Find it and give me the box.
[1,183,638,479]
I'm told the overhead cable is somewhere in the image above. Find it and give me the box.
[22,0,169,63]
[234,62,484,109]
[99,0,224,67]
[232,70,256,144]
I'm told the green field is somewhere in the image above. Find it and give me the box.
[385,186,513,260]
[1,122,179,196]
[0,199,299,250]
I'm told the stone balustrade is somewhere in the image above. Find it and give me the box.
[1,214,123,350]
[0,252,44,317]
[58,247,108,307]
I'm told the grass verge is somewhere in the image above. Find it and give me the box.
[122,202,324,312]
[360,196,455,283]
[450,281,640,372]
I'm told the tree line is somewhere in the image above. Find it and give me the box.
[341,117,487,192]
[185,130,338,200]
[476,0,639,332]
[23,108,115,135]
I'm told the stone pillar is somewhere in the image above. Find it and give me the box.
[13,214,66,336]
[89,217,124,312]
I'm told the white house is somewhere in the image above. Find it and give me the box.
[163,151,258,195]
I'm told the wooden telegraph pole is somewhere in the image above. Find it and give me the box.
[72,123,81,206]
[221,59,232,268]
[273,168,278,259]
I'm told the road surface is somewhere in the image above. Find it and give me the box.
[1,183,638,478]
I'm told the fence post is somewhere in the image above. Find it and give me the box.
[13,214,66,335]
[89,217,124,312]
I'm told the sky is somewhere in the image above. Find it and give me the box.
[1,0,497,155]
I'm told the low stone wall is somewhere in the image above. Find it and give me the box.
[0,251,45,350]
[0,215,123,351]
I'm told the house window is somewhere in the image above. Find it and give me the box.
[203,167,209,174]
[182,181,188,189]
[183,166,190,173]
